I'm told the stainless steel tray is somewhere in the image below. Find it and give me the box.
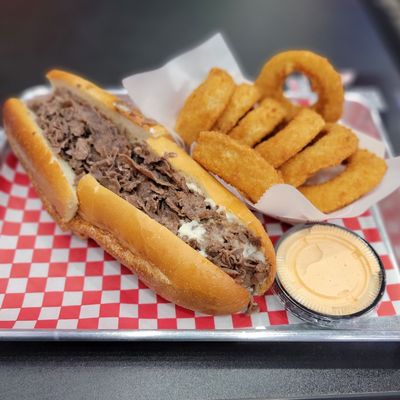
[0,86,399,341]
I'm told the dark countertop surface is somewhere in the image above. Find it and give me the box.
[1,0,400,399]
[0,341,399,399]
[1,0,400,153]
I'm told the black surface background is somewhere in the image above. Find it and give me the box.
[0,341,399,399]
[1,0,400,398]
[1,0,400,153]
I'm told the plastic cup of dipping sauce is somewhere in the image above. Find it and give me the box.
[274,223,386,327]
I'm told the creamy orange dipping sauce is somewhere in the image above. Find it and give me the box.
[277,224,382,316]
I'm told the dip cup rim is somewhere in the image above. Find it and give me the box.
[274,222,386,325]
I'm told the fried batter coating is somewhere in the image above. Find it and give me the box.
[255,109,325,168]
[214,83,262,133]
[175,68,235,145]
[228,98,286,146]
[255,50,344,122]
[299,149,387,213]
[280,123,359,187]
[192,131,282,203]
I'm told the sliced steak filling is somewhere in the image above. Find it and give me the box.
[28,89,270,295]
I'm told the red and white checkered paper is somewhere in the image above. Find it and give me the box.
[0,151,399,330]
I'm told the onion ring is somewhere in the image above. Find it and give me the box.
[280,123,359,187]
[175,68,235,145]
[229,98,286,146]
[255,109,325,168]
[299,149,387,213]
[193,131,282,203]
[214,83,262,133]
[255,50,344,122]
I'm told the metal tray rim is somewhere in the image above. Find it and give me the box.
[0,87,399,341]
[0,327,400,341]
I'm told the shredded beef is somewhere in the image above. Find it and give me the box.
[28,89,270,293]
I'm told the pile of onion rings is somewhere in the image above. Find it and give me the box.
[215,83,262,134]
[175,68,235,145]
[255,109,325,168]
[255,50,344,122]
[299,149,387,213]
[229,98,286,147]
[175,50,387,212]
[193,131,282,203]
[279,123,359,187]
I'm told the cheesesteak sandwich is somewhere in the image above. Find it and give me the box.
[3,70,276,314]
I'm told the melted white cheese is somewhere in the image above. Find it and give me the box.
[243,244,265,263]
[186,182,203,194]
[199,249,207,258]
[205,198,217,209]
[182,180,265,265]
[226,211,237,223]
[178,220,206,242]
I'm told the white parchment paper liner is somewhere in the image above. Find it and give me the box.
[123,33,400,223]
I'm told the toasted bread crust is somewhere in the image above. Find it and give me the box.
[77,175,250,314]
[147,135,276,294]
[7,146,249,314]
[2,69,277,314]
[46,69,171,140]
[3,98,77,222]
